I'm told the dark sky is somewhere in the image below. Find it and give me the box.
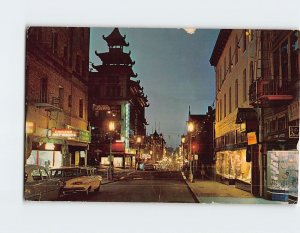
[90,27,219,148]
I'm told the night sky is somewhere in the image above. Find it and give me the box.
[90,27,219,148]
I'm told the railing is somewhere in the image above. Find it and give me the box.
[33,94,62,110]
[249,77,292,105]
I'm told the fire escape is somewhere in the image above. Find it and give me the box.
[249,31,293,108]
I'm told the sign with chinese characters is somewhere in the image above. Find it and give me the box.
[247,132,257,145]
[289,126,299,138]
[50,128,78,138]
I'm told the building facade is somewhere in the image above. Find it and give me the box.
[249,30,299,200]
[25,27,91,169]
[88,28,149,168]
[210,29,260,195]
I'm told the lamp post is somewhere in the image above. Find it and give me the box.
[108,121,115,180]
[181,135,186,170]
[187,121,194,182]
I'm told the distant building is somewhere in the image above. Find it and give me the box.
[25,27,90,168]
[144,130,166,163]
[88,28,149,168]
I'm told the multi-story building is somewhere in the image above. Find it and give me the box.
[88,28,149,168]
[210,29,261,195]
[249,30,299,200]
[25,27,90,168]
[144,130,166,164]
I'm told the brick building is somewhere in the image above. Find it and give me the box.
[25,27,90,168]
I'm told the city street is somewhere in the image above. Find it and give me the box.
[59,171,197,203]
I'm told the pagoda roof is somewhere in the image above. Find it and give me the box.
[95,48,135,65]
[103,28,129,47]
[91,64,138,78]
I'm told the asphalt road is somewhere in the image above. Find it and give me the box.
[59,171,197,203]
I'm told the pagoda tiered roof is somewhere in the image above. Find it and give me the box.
[91,64,138,78]
[102,28,129,47]
[129,80,149,107]
[95,48,135,65]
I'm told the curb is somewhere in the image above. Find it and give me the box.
[181,172,200,203]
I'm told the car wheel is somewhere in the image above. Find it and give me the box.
[86,187,91,196]
[94,183,101,192]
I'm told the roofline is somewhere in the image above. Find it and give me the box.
[209,29,232,66]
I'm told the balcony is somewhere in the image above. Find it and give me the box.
[33,94,62,111]
[249,78,293,107]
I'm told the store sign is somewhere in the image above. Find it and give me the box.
[194,154,198,160]
[247,132,257,145]
[79,130,91,143]
[289,126,299,138]
[51,128,78,138]
[93,104,110,111]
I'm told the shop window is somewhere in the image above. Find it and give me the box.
[79,99,84,118]
[290,31,299,81]
[243,69,247,101]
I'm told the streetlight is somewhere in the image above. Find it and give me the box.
[187,121,194,182]
[181,135,186,169]
[108,120,115,180]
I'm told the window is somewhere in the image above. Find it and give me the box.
[235,35,239,64]
[229,46,232,73]
[40,78,48,103]
[281,40,288,84]
[229,87,232,114]
[291,31,299,81]
[224,57,227,79]
[249,61,254,84]
[68,95,72,107]
[278,116,287,131]
[224,93,226,118]
[59,86,64,109]
[75,55,81,74]
[243,30,247,52]
[235,79,239,108]
[79,99,84,118]
[52,32,58,54]
[243,69,247,101]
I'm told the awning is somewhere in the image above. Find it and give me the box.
[236,108,258,124]
[66,140,89,147]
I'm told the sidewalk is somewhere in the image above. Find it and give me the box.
[182,173,284,204]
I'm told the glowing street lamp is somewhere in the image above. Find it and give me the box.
[187,121,194,182]
[108,120,115,180]
[181,135,186,168]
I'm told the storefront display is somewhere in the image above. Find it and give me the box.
[26,150,63,169]
[267,151,298,199]
[216,149,251,183]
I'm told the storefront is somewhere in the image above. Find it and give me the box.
[25,125,91,169]
[216,148,251,187]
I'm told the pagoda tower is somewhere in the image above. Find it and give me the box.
[89,28,149,168]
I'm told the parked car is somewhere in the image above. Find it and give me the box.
[50,167,102,195]
[24,164,63,201]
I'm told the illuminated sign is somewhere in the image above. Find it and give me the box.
[93,104,110,111]
[51,129,78,138]
[247,132,257,145]
[26,122,35,134]
[240,122,246,132]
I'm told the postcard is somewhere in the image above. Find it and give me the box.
[24,27,299,204]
